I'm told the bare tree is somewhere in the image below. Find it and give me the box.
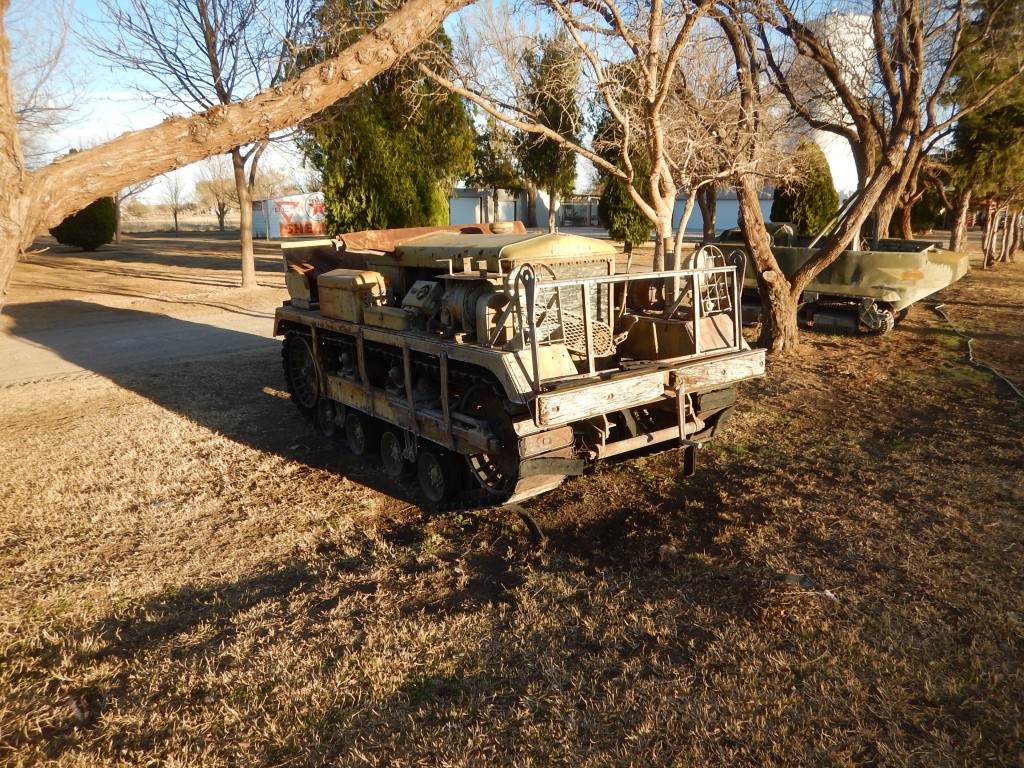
[757,0,1024,240]
[7,0,80,167]
[113,180,156,241]
[161,170,190,234]
[428,0,792,273]
[91,0,314,287]
[0,0,474,312]
[427,0,714,269]
[663,23,795,253]
[704,6,803,351]
[251,163,301,201]
[696,0,1022,351]
[300,167,323,193]
[195,155,235,230]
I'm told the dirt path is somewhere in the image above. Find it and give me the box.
[1,234,284,386]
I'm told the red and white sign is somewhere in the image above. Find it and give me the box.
[257,193,328,238]
[305,194,326,222]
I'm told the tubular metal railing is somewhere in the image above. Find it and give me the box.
[507,254,746,394]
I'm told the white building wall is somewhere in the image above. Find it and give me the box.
[798,13,873,198]
[449,196,484,225]
[252,192,327,239]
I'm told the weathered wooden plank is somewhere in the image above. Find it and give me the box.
[535,349,765,427]
[537,374,665,426]
[670,351,766,391]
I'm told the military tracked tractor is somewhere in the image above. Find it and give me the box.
[274,223,765,509]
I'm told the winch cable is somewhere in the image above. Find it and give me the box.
[925,299,1024,401]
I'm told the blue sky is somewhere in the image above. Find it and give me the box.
[10,0,307,201]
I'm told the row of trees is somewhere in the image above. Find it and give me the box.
[3,0,1022,354]
[44,155,313,250]
[419,0,1023,351]
[296,11,584,237]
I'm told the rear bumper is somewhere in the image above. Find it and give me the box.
[534,348,765,427]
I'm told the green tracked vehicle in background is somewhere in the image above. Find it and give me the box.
[711,224,970,334]
[274,223,765,510]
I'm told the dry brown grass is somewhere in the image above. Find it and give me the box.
[1,233,1022,766]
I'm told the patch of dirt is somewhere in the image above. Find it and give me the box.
[1,232,1021,766]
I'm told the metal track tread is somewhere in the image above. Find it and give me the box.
[283,329,569,512]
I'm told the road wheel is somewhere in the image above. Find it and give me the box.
[282,332,318,415]
[344,411,378,456]
[380,430,413,480]
[417,447,463,505]
[316,398,341,439]
[872,308,896,335]
[459,385,519,495]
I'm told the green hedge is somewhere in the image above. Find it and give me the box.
[49,197,117,251]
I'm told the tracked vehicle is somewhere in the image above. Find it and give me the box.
[712,224,970,334]
[274,224,765,509]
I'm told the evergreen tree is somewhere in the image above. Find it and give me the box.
[469,118,521,223]
[591,107,653,252]
[770,142,839,236]
[909,186,945,234]
[598,176,651,253]
[517,35,581,232]
[301,9,474,233]
[944,0,1024,252]
[49,197,117,251]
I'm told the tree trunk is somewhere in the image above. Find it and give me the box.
[524,182,537,228]
[672,194,697,268]
[650,205,674,272]
[978,201,995,268]
[898,204,913,239]
[696,187,716,240]
[999,207,1012,263]
[173,209,179,234]
[982,201,998,267]
[874,191,900,241]
[114,197,123,243]
[492,188,500,223]
[547,185,556,232]
[231,147,256,288]
[949,188,972,252]
[736,176,799,352]
[875,138,925,240]
[1007,208,1015,260]
[217,205,226,230]
[0,0,473,312]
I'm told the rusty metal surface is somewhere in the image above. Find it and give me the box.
[336,222,527,254]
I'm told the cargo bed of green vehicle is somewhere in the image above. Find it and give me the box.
[274,224,765,509]
[712,224,970,334]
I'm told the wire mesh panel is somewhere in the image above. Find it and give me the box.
[530,259,612,353]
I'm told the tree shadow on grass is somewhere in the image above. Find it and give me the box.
[4,301,821,764]
[2,299,421,507]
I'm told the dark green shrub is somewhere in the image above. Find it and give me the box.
[910,188,946,234]
[49,197,117,251]
[771,142,839,236]
[599,175,652,251]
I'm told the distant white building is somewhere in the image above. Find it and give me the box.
[252,192,327,239]
[447,188,568,228]
[799,12,874,198]
[449,188,524,226]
